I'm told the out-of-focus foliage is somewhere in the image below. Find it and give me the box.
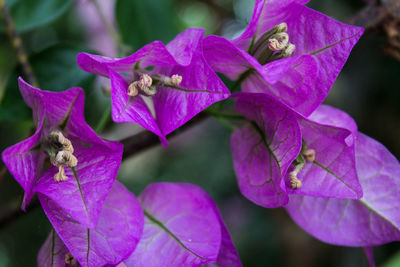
[0,0,72,32]
[115,0,181,50]
[0,0,399,266]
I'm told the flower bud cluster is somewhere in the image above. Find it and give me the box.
[48,131,78,182]
[127,73,183,97]
[250,22,296,64]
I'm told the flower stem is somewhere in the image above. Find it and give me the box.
[95,102,111,133]
[90,0,126,56]
[0,0,39,87]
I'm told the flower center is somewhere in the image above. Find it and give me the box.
[65,252,77,265]
[46,131,78,182]
[289,146,316,189]
[127,72,183,97]
[249,22,296,65]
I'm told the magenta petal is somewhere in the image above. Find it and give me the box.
[203,194,242,267]
[77,28,205,77]
[125,183,223,267]
[108,69,163,137]
[203,35,263,81]
[37,230,70,267]
[287,105,362,199]
[231,93,301,208]
[165,28,205,65]
[265,3,363,113]
[39,181,144,267]
[307,104,358,146]
[286,133,400,246]
[34,136,123,228]
[1,123,45,210]
[233,0,310,50]
[152,45,230,136]
[242,55,319,115]
[78,28,230,141]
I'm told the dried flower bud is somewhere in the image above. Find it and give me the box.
[303,148,316,162]
[65,252,77,265]
[49,131,74,153]
[55,150,78,167]
[289,171,302,189]
[127,81,139,97]
[171,74,183,86]
[140,74,153,88]
[268,32,289,51]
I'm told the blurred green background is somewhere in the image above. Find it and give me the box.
[0,0,399,266]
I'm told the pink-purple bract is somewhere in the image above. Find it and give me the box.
[1,78,123,228]
[230,92,362,208]
[203,0,363,117]
[286,133,400,246]
[124,182,241,267]
[38,181,144,267]
[77,28,230,145]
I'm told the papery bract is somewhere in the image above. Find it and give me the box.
[1,78,123,228]
[231,93,301,207]
[38,230,70,267]
[124,182,241,267]
[288,104,361,198]
[77,28,230,144]
[286,133,400,246]
[38,181,144,267]
[231,93,362,208]
[204,0,363,116]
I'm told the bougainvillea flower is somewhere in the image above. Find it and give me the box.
[230,92,362,208]
[203,0,363,116]
[286,133,400,246]
[124,182,241,267]
[38,182,144,267]
[77,28,230,145]
[1,78,123,228]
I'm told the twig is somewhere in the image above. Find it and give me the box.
[0,0,38,87]
[0,166,7,185]
[348,2,400,30]
[0,197,40,229]
[90,0,128,56]
[0,112,209,227]
[121,111,208,158]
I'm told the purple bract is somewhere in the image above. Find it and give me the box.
[203,0,363,116]
[1,78,123,228]
[77,28,230,145]
[38,182,144,267]
[286,133,400,246]
[230,92,362,208]
[124,182,241,267]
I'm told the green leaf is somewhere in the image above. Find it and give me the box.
[30,44,95,91]
[0,44,95,123]
[0,43,16,103]
[115,0,181,50]
[1,0,73,33]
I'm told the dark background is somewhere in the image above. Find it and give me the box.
[0,0,399,266]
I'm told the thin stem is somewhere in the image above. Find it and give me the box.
[95,102,112,133]
[90,0,126,56]
[0,0,39,87]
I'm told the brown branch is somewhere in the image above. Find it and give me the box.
[0,0,38,87]
[0,112,209,228]
[348,2,400,30]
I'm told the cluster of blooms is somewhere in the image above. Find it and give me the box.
[1,0,399,266]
